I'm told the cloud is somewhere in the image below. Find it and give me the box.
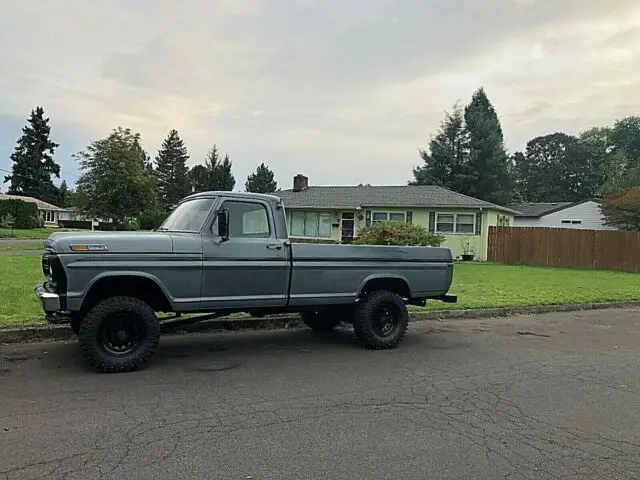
[1,0,639,189]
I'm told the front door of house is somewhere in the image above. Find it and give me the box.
[341,212,355,243]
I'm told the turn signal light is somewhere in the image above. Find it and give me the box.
[69,244,108,252]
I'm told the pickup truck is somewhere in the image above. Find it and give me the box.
[36,191,457,373]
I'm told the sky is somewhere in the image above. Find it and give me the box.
[1,0,639,191]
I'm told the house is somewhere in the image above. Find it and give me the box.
[511,200,615,230]
[0,193,61,225]
[275,174,519,260]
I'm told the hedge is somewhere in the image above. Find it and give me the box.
[0,199,40,229]
[58,220,92,229]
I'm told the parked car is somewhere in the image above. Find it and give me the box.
[36,192,457,373]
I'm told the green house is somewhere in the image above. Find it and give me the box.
[276,174,518,261]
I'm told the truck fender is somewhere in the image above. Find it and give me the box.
[81,271,175,306]
[356,274,412,299]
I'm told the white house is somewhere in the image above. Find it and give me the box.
[0,193,62,225]
[512,200,616,230]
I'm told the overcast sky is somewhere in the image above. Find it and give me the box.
[1,0,639,190]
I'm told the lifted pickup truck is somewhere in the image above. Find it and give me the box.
[36,192,456,373]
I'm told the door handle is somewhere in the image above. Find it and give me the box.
[266,244,283,250]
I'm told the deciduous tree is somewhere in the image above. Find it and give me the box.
[514,133,589,202]
[600,187,640,230]
[75,127,156,225]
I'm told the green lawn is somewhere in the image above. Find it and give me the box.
[0,227,83,239]
[1,257,639,329]
[0,244,44,251]
[425,262,640,310]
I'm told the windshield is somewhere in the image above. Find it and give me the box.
[158,197,215,232]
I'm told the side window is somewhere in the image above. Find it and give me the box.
[218,200,271,238]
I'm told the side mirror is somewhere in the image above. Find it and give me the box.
[216,209,230,240]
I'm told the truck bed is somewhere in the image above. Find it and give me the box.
[287,243,454,307]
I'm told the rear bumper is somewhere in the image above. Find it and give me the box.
[35,282,61,313]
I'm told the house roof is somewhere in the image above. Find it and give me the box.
[512,200,598,217]
[276,185,519,214]
[0,193,61,210]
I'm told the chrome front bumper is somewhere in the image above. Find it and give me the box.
[35,282,61,313]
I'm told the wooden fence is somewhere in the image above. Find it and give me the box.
[487,227,640,272]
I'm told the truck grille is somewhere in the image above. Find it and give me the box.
[42,251,52,278]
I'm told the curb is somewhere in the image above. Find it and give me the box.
[1,300,639,345]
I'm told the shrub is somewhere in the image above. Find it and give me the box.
[0,213,15,228]
[138,210,167,230]
[0,199,40,229]
[58,220,92,229]
[353,221,445,247]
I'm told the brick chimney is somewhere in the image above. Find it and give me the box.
[293,174,309,192]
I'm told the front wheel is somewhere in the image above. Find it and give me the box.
[78,296,160,373]
[352,290,408,349]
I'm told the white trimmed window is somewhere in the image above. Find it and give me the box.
[372,211,407,223]
[436,213,475,234]
[43,210,56,223]
[290,211,332,238]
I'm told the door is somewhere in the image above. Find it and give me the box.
[201,198,290,310]
[341,212,355,244]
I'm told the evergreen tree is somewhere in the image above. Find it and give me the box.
[56,180,73,208]
[245,163,278,193]
[190,145,236,192]
[4,106,61,204]
[154,129,191,210]
[411,103,469,192]
[75,127,156,225]
[463,88,513,205]
[216,154,235,191]
[188,164,209,193]
[204,144,220,188]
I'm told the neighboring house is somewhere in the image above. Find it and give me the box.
[0,193,61,225]
[276,174,518,260]
[512,200,615,230]
[58,207,96,223]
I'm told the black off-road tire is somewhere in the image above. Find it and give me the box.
[301,311,342,332]
[352,290,408,349]
[78,296,160,373]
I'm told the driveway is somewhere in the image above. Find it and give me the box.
[1,309,640,479]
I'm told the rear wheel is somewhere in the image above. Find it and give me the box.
[352,290,408,349]
[78,296,160,373]
[301,311,341,332]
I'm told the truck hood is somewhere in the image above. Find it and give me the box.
[44,231,174,254]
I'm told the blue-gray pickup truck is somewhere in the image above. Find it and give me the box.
[36,191,456,373]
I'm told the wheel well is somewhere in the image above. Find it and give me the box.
[359,277,411,299]
[81,276,172,313]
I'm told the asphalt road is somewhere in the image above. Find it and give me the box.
[1,309,640,479]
